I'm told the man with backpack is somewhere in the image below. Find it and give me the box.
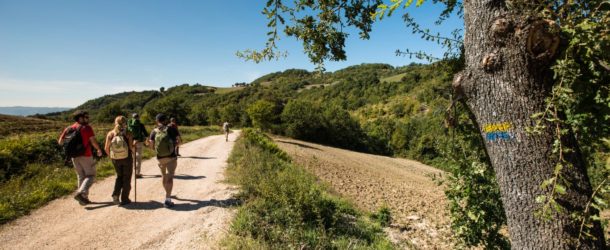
[127,113,149,178]
[57,110,103,205]
[148,113,180,208]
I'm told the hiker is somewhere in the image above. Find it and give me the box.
[148,113,180,208]
[127,113,149,178]
[104,116,134,206]
[169,117,182,157]
[57,110,103,205]
[222,121,231,142]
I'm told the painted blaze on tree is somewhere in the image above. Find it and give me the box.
[242,0,609,248]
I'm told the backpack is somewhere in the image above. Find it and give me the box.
[154,126,174,157]
[63,125,86,158]
[128,119,143,141]
[109,130,129,159]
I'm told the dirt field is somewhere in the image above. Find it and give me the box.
[274,136,454,249]
[0,132,240,250]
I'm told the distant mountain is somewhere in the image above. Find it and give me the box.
[0,106,71,116]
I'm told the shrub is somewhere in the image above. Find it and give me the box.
[281,100,323,140]
[371,206,392,227]
[246,100,278,131]
[224,129,393,249]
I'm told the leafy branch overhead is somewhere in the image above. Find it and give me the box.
[238,0,463,66]
[238,0,381,65]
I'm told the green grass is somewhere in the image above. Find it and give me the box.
[0,125,221,224]
[222,128,394,249]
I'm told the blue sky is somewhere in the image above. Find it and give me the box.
[0,0,462,107]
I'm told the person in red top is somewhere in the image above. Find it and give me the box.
[58,110,103,205]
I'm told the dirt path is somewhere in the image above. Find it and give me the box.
[274,137,454,249]
[0,131,240,250]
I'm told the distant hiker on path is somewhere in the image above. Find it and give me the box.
[169,117,182,156]
[57,110,103,206]
[222,121,231,142]
[104,116,134,206]
[149,113,180,208]
[127,113,148,178]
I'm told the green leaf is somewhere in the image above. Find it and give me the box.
[592,203,601,210]
[555,184,567,195]
[467,211,478,221]
[554,163,563,174]
[593,196,607,207]
[541,178,555,189]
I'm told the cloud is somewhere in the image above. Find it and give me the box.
[0,77,154,107]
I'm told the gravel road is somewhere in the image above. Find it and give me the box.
[0,131,240,250]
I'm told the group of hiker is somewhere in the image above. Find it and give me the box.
[57,110,197,208]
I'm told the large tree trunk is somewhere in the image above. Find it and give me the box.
[458,0,605,248]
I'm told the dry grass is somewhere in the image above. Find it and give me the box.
[380,73,407,83]
[214,87,244,94]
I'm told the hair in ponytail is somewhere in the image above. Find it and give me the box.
[113,116,127,135]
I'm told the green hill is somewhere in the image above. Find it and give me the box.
[43,62,458,166]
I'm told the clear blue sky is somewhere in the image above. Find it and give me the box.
[0,0,462,107]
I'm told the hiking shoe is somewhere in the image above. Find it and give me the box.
[82,197,92,205]
[135,174,143,179]
[164,200,175,208]
[112,195,120,205]
[74,193,87,206]
[119,199,132,206]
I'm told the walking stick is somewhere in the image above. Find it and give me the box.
[133,150,137,203]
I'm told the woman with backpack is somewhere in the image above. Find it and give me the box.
[104,115,134,206]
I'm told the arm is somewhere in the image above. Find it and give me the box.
[142,124,150,146]
[148,130,155,149]
[104,132,113,156]
[128,133,135,152]
[90,136,103,157]
[57,128,67,145]
[141,124,149,138]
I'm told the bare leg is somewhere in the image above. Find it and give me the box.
[162,173,174,198]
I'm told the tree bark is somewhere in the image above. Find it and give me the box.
[459,0,605,248]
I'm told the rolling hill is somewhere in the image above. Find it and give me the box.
[44,62,458,164]
[0,114,65,137]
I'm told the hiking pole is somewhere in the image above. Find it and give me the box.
[133,150,137,203]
